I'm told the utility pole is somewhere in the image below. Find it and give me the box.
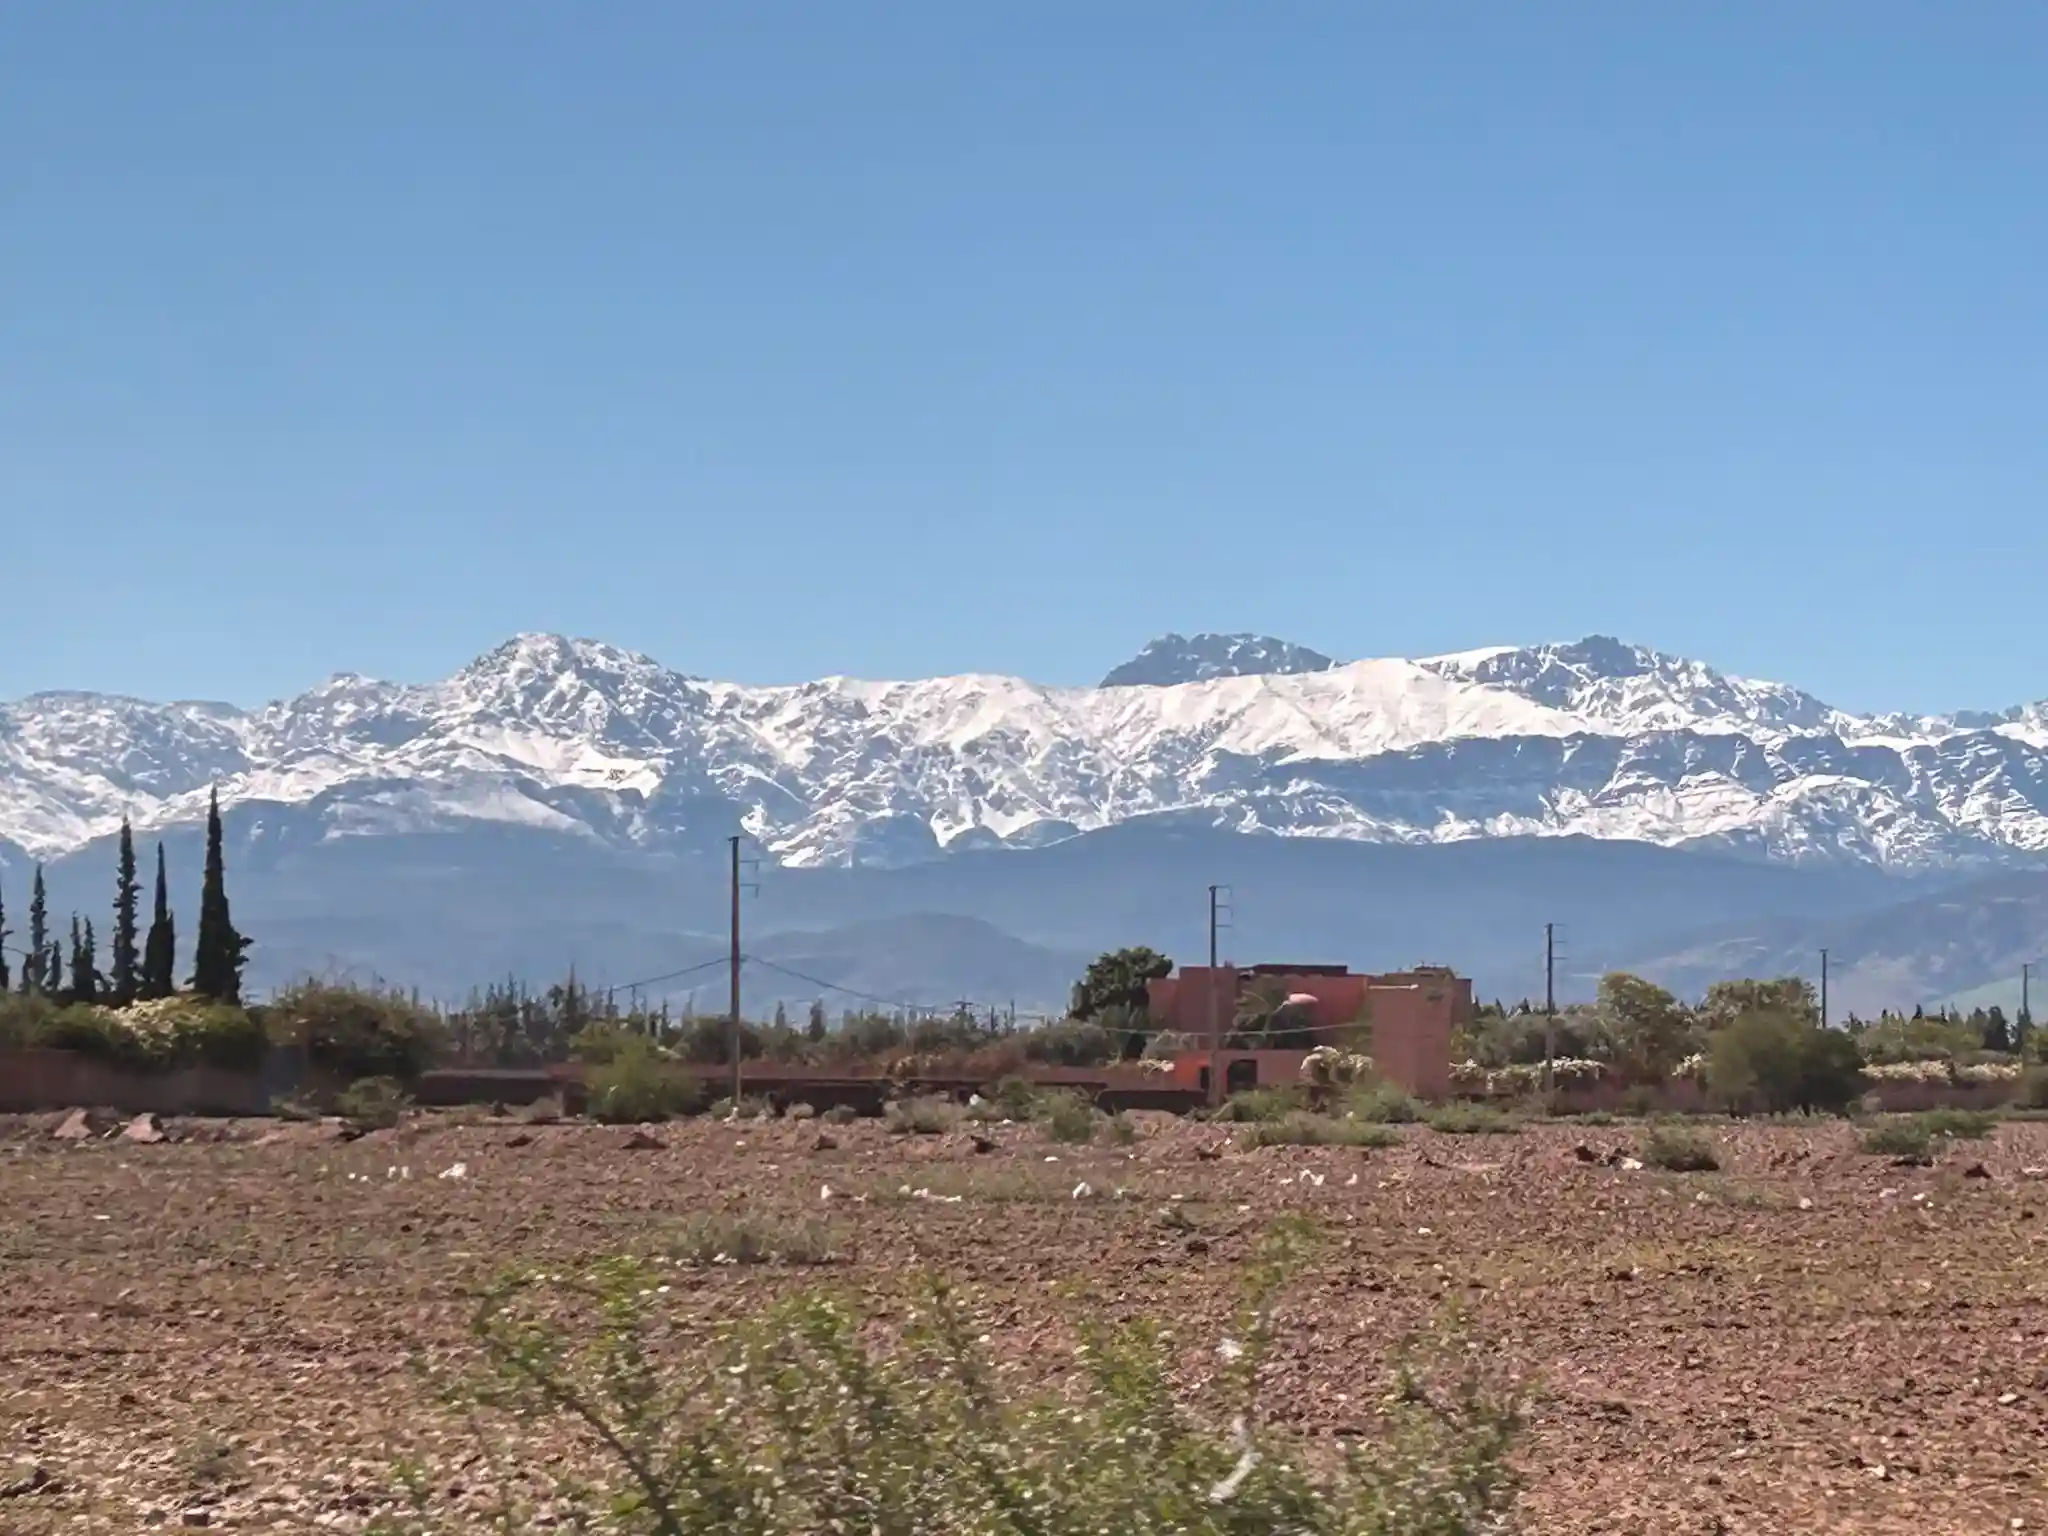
[1819,948,1829,1030]
[728,834,743,1106]
[2022,962,2032,1054]
[1542,922,1556,1080]
[1207,884,1223,1109]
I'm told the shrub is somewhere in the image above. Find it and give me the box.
[1915,1107,1996,1141]
[2018,1067,2048,1111]
[273,982,441,1083]
[164,1004,268,1073]
[335,1075,411,1131]
[1707,1008,1864,1115]
[1860,1120,1933,1161]
[1344,1082,1422,1124]
[886,1097,955,1136]
[424,1229,1524,1534]
[1037,1090,1098,1145]
[821,1103,859,1125]
[987,1074,1045,1121]
[1424,1103,1521,1136]
[1640,1126,1719,1172]
[1017,1017,1116,1068]
[669,1215,839,1267]
[568,1022,646,1065]
[1106,1110,1139,1146]
[1237,1112,1402,1150]
[34,1005,155,1070]
[0,993,56,1049]
[1211,1086,1306,1124]
[586,1039,705,1124]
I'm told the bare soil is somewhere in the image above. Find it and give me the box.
[3,1111,2045,1534]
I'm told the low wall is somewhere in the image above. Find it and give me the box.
[1532,1076,2020,1116]
[0,1049,270,1116]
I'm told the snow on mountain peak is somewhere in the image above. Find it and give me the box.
[2,633,2045,873]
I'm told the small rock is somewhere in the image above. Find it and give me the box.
[1195,1144,1223,1162]
[619,1129,665,1151]
[181,1511,213,1528]
[1963,1162,1991,1180]
[1185,1236,1210,1256]
[1798,1196,1814,1210]
[812,1132,838,1152]
[52,1109,93,1141]
[1572,1143,1601,1164]
[438,1161,469,1180]
[1617,1156,1644,1172]
[121,1113,166,1145]
[504,1131,534,1148]
[970,1134,997,1155]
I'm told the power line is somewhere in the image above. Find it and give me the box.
[742,955,995,1017]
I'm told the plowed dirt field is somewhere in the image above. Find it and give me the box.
[3,1112,2045,1533]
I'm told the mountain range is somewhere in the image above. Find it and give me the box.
[5,630,2046,1015]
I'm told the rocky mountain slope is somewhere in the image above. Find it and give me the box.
[5,632,2046,875]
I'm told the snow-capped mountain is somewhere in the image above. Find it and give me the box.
[1100,632,1337,687]
[4,631,2047,873]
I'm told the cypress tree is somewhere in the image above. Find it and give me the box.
[141,842,175,1001]
[67,916,100,1006]
[0,872,10,992]
[190,790,249,1002]
[111,819,141,1007]
[27,865,49,995]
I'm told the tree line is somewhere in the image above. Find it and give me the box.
[0,789,249,1007]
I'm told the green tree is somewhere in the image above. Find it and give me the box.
[1707,1006,1864,1115]
[26,865,49,995]
[140,842,176,1000]
[1070,946,1173,1021]
[1701,976,1818,1030]
[189,789,250,1002]
[1982,1005,2013,1054]
[110,818,141,1006]
[0,872,10,992]
[805,998,828,1042]
[65,916,100,1006]
[1596,972,1693,1080]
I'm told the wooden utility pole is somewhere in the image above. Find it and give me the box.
[2023,962,2033,1053]
[728,834,743,1105]
[1542,922,1556,1081]
[1207,884,1223,1109]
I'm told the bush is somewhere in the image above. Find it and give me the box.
[669,1215,839,1267]
[1037,1090,1098,1145]
[586,1039,705,1124]
[1915,1107,1996,1141]
[1106,1110,1139,1146]
[1707,1008,1864,1115]
[1344,1082,1422,1124]
[1017,1017,1116,1068]
[1211,1086,1306,1124]
[1640,1126,1719,1172]
[424,1229,1524,1534]
[273,982,441,1083]
[1424,1103,1521,1136]
[2018,1067,2048,1111]
[335,1075,411,1131]
[1860,1120,1933,1161]
[568,1022,647,1065]
[34,1005,155,1070]
[886,1097,955,1136]
[1237,1112,1402,1150]
[164,1004,268,1073]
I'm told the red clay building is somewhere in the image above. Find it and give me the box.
[1146,962,1470,1098]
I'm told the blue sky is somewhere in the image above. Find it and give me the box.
[3,4,2043,714]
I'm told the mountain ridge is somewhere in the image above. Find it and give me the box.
[4,630,2046,873]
